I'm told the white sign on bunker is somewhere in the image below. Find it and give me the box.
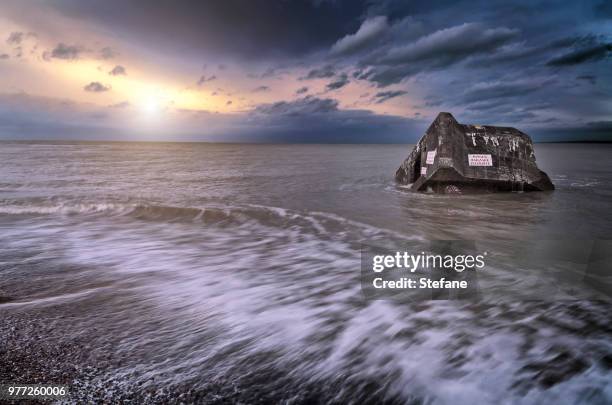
[468,154,493,167]
[426,150,437,165]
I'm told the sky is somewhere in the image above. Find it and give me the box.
[0,0,610,142]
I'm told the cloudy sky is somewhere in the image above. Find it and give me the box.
[0,0,610,142]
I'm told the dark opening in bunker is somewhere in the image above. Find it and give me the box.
[412,152,421,182]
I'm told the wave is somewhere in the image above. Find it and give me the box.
[0,202,134,216]
[0,199,421,243]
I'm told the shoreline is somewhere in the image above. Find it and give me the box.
[0,309,405,404]
[3,298,612,404]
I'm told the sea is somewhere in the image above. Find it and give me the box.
[1,141,611,404]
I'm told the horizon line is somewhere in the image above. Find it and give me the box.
[1,139,611,145]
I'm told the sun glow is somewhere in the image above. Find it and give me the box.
[131,85,174,118]
[141,96,161,115]
[11,39,227,118]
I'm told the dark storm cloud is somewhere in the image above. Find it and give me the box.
[533,121,612,142]
[356,22,520,87]
[576,75,596,84]
[330,16,388,56]
[6,31,36,46]
[465,36,578,67]
[254,96,339,115]
[352,69,364,79]
[260,67,277,78]
[378,23,518,65]
[546,42,612,66]
[0,92,128,140]
[374,90,407,104]
[49,43,84,60]
[459,80,548,104]
[6,32,24,45]
[594,0,612,19]
[424,99,443,107]
[462,100,542,120]
[0,31,37,59]
[252,86,270,92]
[197,75,216,85]
[354,65,421,88]
[587,120,612,129]
[325,73,349,91]
[83,82,110,92]
[42,42,116,61]
[250,96,425,143]
[248,67,283,79]
[109,65,127,76]
[45,0,367,60]
[296,86,309,95]
[302,65,336,80]
[99,47,117,59]
[460,105,541,124]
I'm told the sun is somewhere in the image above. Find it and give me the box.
[133,86,172,116]
[142,97,161,115]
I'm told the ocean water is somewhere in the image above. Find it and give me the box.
[1,141,611,403]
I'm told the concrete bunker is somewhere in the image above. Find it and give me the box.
[396,112,554,193]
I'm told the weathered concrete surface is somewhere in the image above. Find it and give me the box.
[396,112,554,193]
